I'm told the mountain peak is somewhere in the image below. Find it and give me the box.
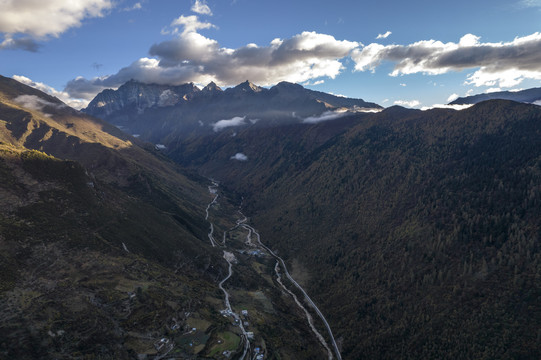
[275,81,304,89]
[235,80,264,93]
[203,81,222,92]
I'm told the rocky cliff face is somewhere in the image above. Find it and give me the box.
[85,80,201,119]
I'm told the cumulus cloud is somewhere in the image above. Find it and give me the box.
[0,0,113,38]
[13,75,88,109]
[230,153,248,161]
[376,31,392,39]
[168,15,216,35]
[191,0,212,16]
[351,32,541,88]
[394,99,421,108]
[212,116,247,131]
[302,109,349,123]
[64,15,359,100]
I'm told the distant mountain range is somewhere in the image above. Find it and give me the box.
[83,80,381,143]
[449,87,541,105]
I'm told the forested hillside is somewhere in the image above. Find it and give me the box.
[177,100,541,359]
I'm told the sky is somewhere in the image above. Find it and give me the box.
[0,0,540,110]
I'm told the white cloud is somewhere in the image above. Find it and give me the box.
[303,79,325,86]
[12,95,62,113]
[400,83,406,87]
[394,99,420,108]
[533,100,541,106]
[465,67,541,88]
[65,21,359,100]
[13,75,88,109]
[0,0,113,38]
[328,92,347,97]
[191,0,213,16]
[302,109,348,123]
[351,32,541,88]
[212,116,247,131]
[357,108,383,113]
[230,153,248,161]
[169,15,216,35]
[447,93,459,102]
[376,31,392,39]
[486,87,502,93]
[421,103,474,111]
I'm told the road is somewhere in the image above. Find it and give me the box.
[240,221,342,360]
[205,186,250,360]
[205,183,342,360]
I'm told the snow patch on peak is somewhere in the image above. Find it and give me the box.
[158,89,179,107]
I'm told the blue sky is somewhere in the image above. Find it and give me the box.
[1,0,540,109]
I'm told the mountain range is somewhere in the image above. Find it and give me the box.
[2,75,541,359]
[83,79,381,144]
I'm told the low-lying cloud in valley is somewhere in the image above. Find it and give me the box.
[12,94,66,117]
[230,153,248,161]
[394,100,421,108]
[13,75,87,109]
[212,116,247,132]
[302,109,349,124]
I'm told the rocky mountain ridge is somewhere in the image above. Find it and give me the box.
[83,79,381,143]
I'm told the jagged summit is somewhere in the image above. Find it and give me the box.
[232,80,265,93]
[83,79,381,142]
[202,81,223,92]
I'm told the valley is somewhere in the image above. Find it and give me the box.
[202,181,339,359]
[1,75,540,359]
